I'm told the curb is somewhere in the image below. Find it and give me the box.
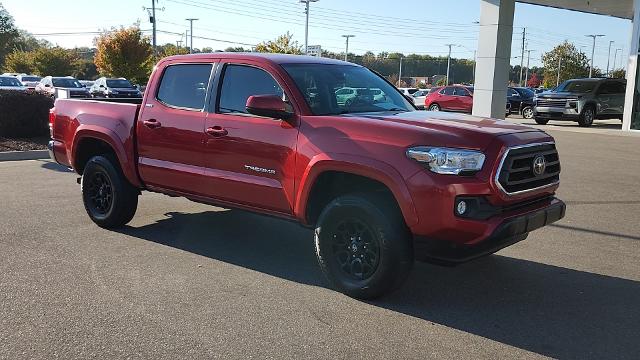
[0,150,50,161]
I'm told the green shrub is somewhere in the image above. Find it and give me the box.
[0,90,53,138]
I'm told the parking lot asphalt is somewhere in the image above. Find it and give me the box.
[1,128,639,359]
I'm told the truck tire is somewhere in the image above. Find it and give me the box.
[314,193,413,299]
[81,155,138,228]
[578,105,595,127]
[534,117,549,125]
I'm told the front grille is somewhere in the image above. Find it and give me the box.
[497,143,560,194]
[536,99,568,107]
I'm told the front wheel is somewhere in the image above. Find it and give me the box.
[428,103,441,111]
[82,155,139,228]
[522,106,534,119]
[314,193,413,299]
[579,106,595,127]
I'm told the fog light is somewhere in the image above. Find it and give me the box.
[456,200,467,215]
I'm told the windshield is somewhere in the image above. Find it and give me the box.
[52,78,83,88]
[21,76,41,82]
[106,79,134,88]
[516,88,535,97]
[555,80,598,93]
[0,77,23,87]
[282,64,413,115]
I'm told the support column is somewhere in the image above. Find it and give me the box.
[622,0,640,131]
[472,0,515,119]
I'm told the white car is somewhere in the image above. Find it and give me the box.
[0,76,27,92]
[16,74,42,91]
[397,87,419,96]
[411,89,431,109]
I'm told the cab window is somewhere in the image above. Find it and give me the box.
[218,64,284,114]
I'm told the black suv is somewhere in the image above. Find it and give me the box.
[507,87,535,119]
[533,78,626,127]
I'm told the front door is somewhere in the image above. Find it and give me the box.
[137,63,214,194]
[202,62,299,214]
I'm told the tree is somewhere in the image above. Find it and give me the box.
[527,73,541,88]
[94,26,153,84]
[255,32,302,55]
[0,3,19,69]
[157,43,189,58]
[3,50,34,73]
[31,47,79,76]
[224,46,249,52]
[73,59,98,80]
[611,68,626,79]
[542,41,590,88]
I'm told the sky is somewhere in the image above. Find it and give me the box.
[2,0,633,70]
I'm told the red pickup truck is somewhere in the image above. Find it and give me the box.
[48,53,565,299]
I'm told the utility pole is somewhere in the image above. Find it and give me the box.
[586,34,605,78]
[472,50,477,83]
[556,55,562,87]
[445,44,455,85]
[525,49,533,86]
[176,40,182,49]
[186,18,198,54]
[398,56,403,86]
[300,0,319,55]
[142,1,160,54]
[519,28,526,86]
[606,40,614,77]
[342,34,354,62]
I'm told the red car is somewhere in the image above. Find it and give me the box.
[424,85,474,113]
[49,53,565,299]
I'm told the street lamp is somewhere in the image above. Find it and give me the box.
[606,41,614,77]
[342,35,354,62]
[585,34,605,78]
[444,44,459,85]
[300,0,319,55]
[186,18,199,54]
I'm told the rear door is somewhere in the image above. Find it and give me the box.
[610,80,627,115]
[201,61,299,214]
[136,62,215,194]
[439,86,456,110]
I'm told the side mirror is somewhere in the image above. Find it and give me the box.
[246,95,293,120]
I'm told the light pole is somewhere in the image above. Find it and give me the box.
[445,44,456,85]
[342,34,354,62]
[525,49,534,86]
[186,18,198,53]
[606,40,614,77]
[300,0,319,55]
[519,28,526,86]
[398,56,403,86]
[556,55,562,87]
[586,34,605,78]
[472,50,477,83]
[613,48,622,74]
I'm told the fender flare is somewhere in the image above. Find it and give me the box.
[71,125,141,187]
[294,153,418,227]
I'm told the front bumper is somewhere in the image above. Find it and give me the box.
[414,197,566,264]
[534,106,580,120]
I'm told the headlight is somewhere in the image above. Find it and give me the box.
[406,147,485,175]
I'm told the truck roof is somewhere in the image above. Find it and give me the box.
[161,52,357,67]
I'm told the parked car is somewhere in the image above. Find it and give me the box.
[36,76,90,98]
[411,89,430,109]
[507,87,535,119]
[90,77,143,98]
[397,87,419,96]
[0,75,27,92]
[49,53,565,299]
[16,74,42,92]
[424,85,474,113]
[79,80,95,88]
[533,78,626,127]
[1,72,20,77]
[533,88,550,94]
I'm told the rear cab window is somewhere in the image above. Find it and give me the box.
[156,64,213,110]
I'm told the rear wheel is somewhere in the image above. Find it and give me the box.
[314,193,413,299]
[579,105,595,127]
[428,103,441,111]
[522,106,534,119]
[534,117,549,125]
[82,155,138,228]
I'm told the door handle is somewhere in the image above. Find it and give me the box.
[206,126,228,137]
[143,119,161,129]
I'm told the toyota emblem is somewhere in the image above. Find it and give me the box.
[532,155,546,177]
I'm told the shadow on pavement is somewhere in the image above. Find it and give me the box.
[519,121,623,130]
[119,209,639,360]
[39,160,73,173]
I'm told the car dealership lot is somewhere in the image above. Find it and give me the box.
[1,129,639,359]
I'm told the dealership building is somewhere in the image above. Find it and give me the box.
[473,0,640,131]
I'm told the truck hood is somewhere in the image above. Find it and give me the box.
[537,92,582,99]
[342,110,544,150]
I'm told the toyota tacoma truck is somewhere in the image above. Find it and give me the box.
[48,53,565,299]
